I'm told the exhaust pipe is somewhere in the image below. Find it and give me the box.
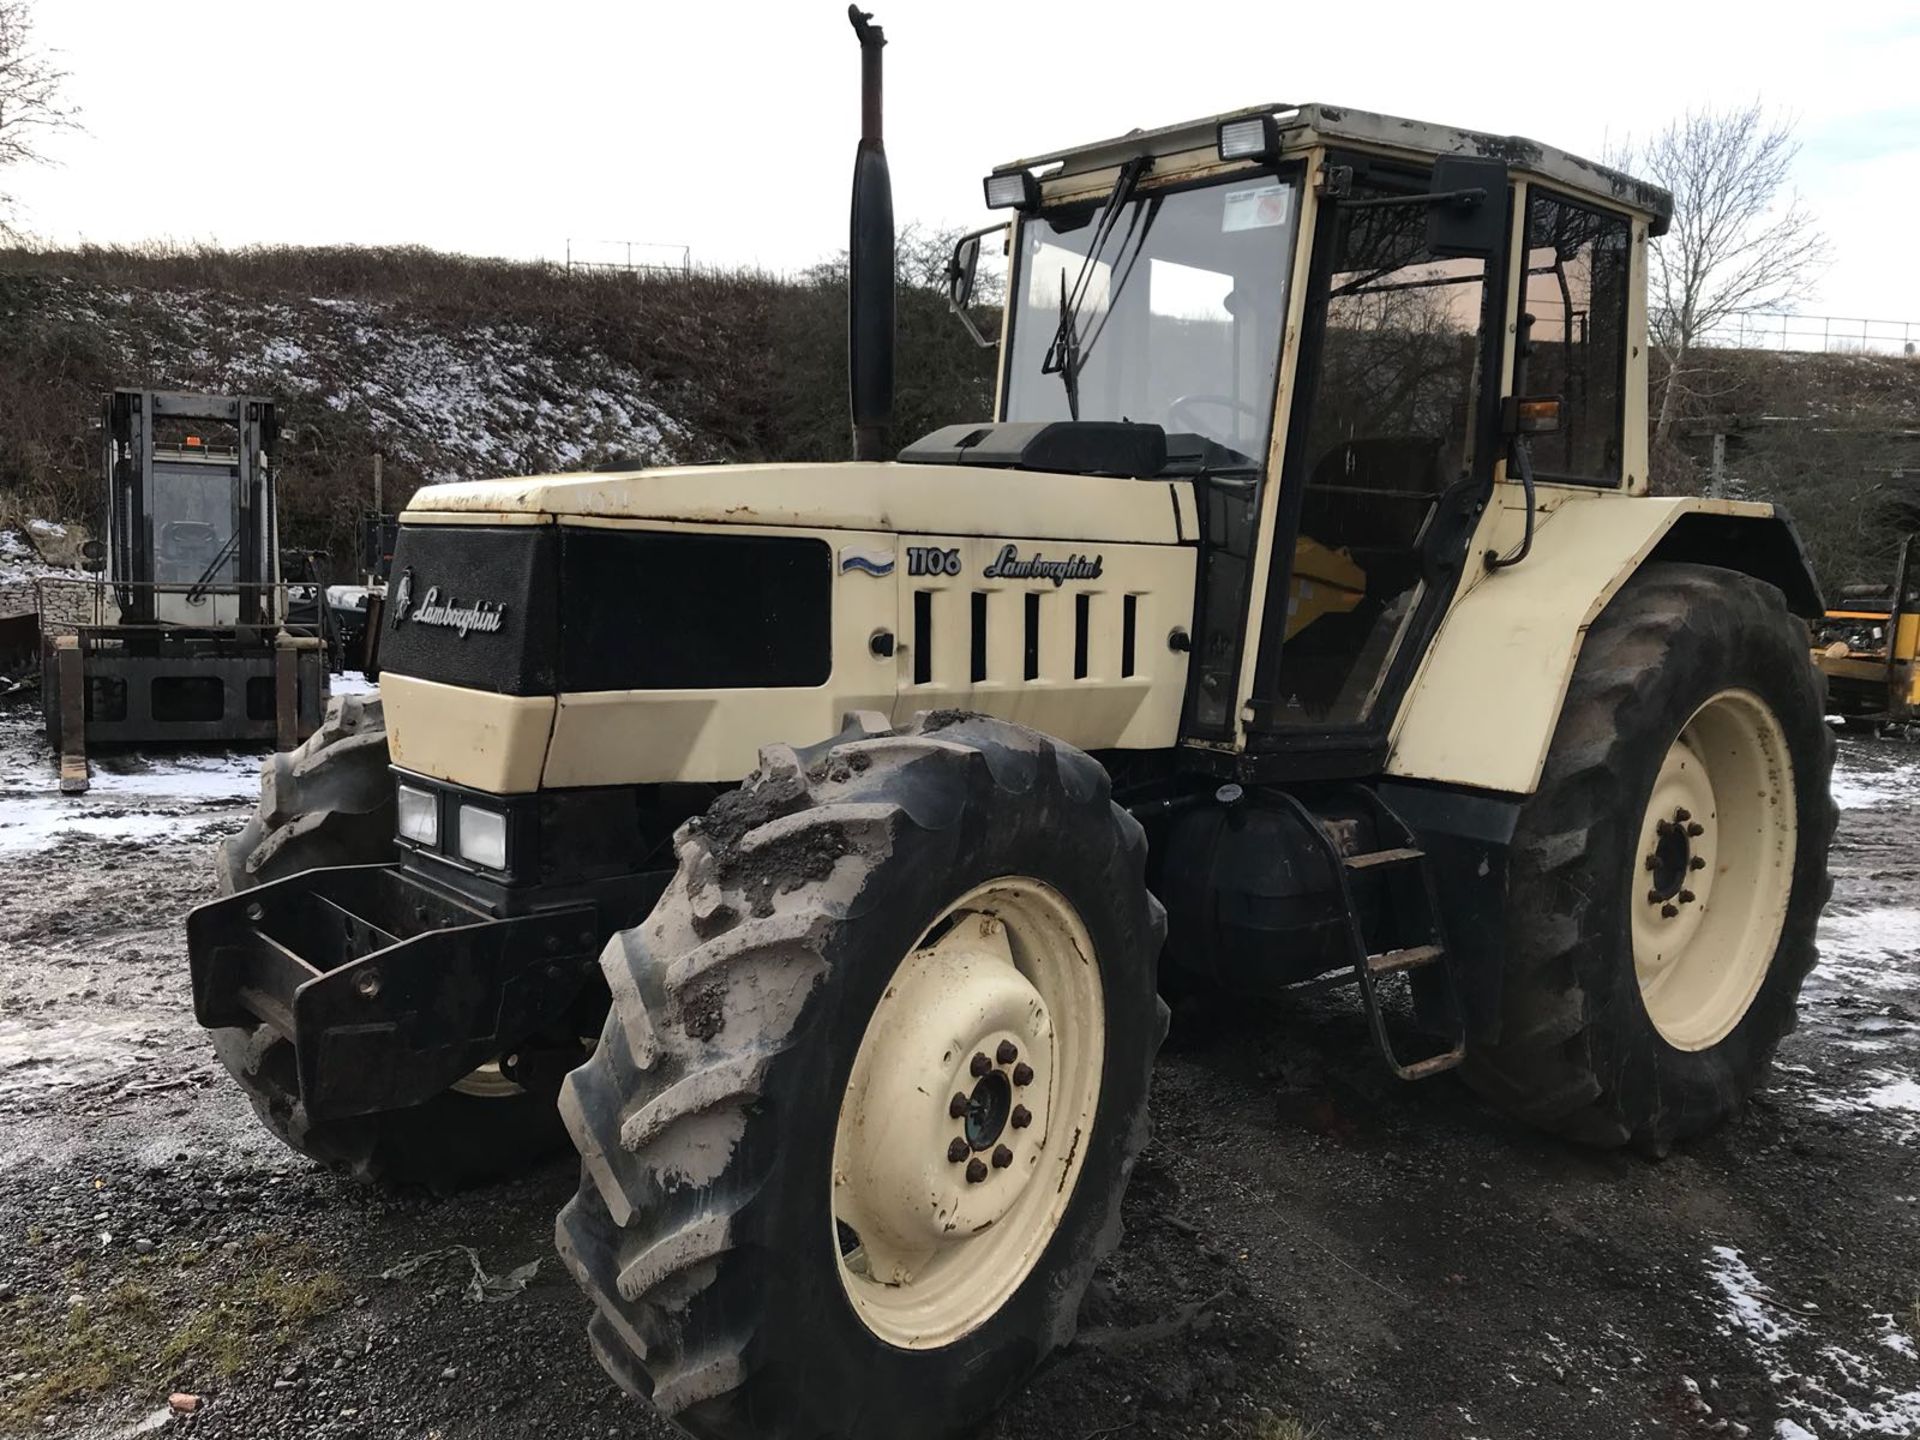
[847,5,894,461]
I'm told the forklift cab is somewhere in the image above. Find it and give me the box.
[105,390,281,629]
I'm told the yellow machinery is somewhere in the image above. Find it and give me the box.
[1813,536,1920,723]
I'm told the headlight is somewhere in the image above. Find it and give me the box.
[396,785,439,845]
[456,804,508,870]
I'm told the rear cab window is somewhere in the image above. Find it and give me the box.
[1521,191,1633,486]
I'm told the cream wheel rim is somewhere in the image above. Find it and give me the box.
[1630,688,1796,1051]
[831,877,1104,1349]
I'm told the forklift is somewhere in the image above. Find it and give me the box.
[39,390,328,792]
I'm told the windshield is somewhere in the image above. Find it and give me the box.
[1003,175,1299,463]
[151,464,239,588]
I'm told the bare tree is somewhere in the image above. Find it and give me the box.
[1614,104,1830,444]
[0,0,80,235]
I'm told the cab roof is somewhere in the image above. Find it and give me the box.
[997,101,1673,234]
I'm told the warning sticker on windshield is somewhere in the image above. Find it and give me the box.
[1222,183,1291,232]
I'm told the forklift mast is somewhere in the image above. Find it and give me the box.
[104,390,280,628]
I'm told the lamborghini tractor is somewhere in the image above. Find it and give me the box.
[187,14,1834,1438]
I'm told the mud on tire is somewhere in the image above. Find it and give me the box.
[555,712,1167,1440]
[212,692,573,1188]
[1462,563,1836,1152]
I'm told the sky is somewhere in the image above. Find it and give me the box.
[7,0,1920,328]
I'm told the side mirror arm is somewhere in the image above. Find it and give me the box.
[946,221,1007,349]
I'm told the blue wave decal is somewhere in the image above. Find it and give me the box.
[840,548,896,577]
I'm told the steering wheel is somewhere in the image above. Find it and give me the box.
[1164,393,1261,436]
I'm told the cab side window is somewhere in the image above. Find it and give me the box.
[1522,193,1632,484]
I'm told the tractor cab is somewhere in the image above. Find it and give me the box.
[940,103,1672,768]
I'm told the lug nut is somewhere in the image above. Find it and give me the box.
[996,1040,1019,1065]
[992,1145,1014,1169]
[1655,820,1672,837]
[969,1052,993,1078]
[1012,1062,1034,1087]
[1674,807,1691,822]
[948,1092,969,1119]
[1661,903,1679,919]
[947,1137,969,1164]
[966,1158,988,1184]
[1010,1105,1032,1129]
[1678,889,1696,905]
[1686,822,1705,837]
[1689,856,1707,871]
[1644,856,1658,871]
[1646,890,1662,905]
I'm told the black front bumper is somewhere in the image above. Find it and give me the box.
[188,863,602,1122]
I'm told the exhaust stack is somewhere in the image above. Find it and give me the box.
[847,6,894,461]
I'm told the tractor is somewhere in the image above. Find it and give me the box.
[186,14,1834,1438]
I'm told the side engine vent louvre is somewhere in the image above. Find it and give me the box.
[970,592,988,683]
[1023,593,1041,681]
[913,590,932,685]
[1122,593,1138,678]
[1073,593,1091,680]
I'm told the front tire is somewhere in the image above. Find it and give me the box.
[1463,563,1836,1151]
[555,712,1166,1440]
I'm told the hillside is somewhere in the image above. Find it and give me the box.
[0,243,996,568]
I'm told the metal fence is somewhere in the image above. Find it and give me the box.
[563,239,693,277]
[1671,309,1920,357]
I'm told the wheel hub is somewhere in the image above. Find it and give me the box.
[1643,807,1708,911]
[962,1070,1013,1152]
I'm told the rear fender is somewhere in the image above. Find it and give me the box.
[1387,493,1820,797]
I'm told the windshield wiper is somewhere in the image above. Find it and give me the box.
[1041,155,1152,420]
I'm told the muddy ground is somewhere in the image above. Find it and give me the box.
[1,702,1916,1440]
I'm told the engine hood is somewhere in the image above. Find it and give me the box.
[405,461,1191,546]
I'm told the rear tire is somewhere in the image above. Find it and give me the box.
[555,712,1166,1440]
[211,692,574,1188]
[1462,563,1835,1152]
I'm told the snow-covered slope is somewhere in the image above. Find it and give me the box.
[30,276,687,489]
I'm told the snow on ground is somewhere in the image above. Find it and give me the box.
[0,527,66,589]
[1807,1073,1920,1140]
[0,671,372,857]
[1706,1247,1920,1438]
[0,720,264,857]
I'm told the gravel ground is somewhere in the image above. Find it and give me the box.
[1,703,1916,1440]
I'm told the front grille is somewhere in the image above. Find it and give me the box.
[559,529,831,690]
[382,523,832,696]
